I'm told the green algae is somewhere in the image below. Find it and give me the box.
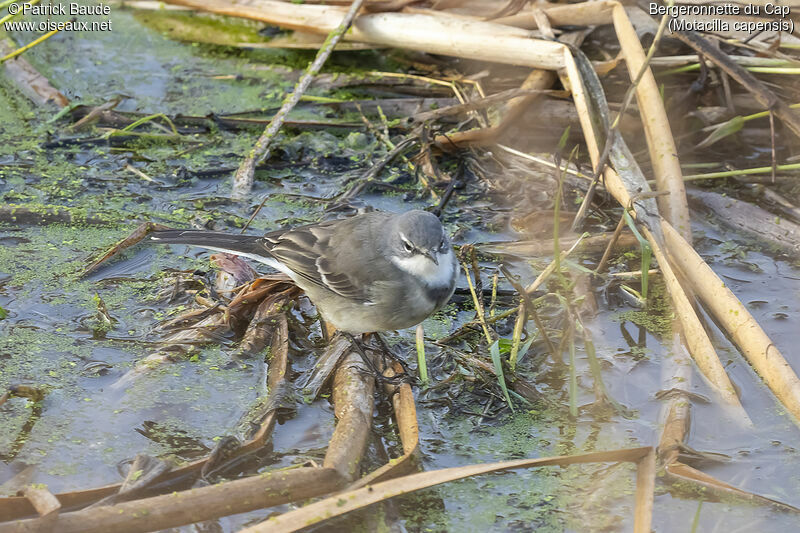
[0,225,123,288]
[422,302,458,339]
[612,279,674,338]
[132,11,267,47]
[398,409,641,532]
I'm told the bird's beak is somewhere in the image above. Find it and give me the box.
[426,251,439,265]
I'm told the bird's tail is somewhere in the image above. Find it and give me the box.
[150,229,266,257]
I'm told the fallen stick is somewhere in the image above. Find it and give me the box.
[0,38,68,107]
[0,467,344,533]
[687,188,800,255]
[323,351,376,481]
[81,222,171,277]
[232,0,366,199]
[0,204,113,227]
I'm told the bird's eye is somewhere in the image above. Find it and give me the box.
[439,238,447,251]
[402,240,413,253]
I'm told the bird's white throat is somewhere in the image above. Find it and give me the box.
[391,250,455,287]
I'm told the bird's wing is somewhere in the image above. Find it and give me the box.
[260,219,374,303]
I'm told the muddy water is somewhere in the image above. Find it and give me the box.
[1,6,799,532]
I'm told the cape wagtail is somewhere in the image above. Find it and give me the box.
[150,210,458,334]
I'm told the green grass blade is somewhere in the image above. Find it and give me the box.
[640,243,651,300]
[696,115,744,149]
[623,210,651,303]
[415,324,428,384]
[508,305,525,372]
[556,125,571,153]
[690,501,703,533]
[119,113,179,136]
[490,340,515,413]
[515,336,536,366]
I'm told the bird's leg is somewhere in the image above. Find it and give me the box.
[371,333,413,380]
[342,332,382,377]
[320,317,337,344]
[342,333,412,386]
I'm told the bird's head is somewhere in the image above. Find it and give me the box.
[387,210,455,285]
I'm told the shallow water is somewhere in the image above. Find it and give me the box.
[1,5,800,532]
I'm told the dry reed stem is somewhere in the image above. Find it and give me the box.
[346,362,421,489]
[665,462,800,513]
[241,447,653,533]
[641,225,747,414]
[19,486,60,520]
[559,42,748,416]
[611,4,691,240]
[387,364,418,456]
[482,230,637,257]
[662,220,800,425]
[0,467,345,533]
[162,0,567,69]
[433,27,587,150]
[633,448,656,533]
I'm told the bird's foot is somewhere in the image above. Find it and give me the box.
[343,333,414,386]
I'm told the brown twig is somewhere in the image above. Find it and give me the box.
[0,38,68,107]
[232,0,367,200]
[595,211,627,273]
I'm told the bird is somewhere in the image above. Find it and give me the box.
[150,210,458,334]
